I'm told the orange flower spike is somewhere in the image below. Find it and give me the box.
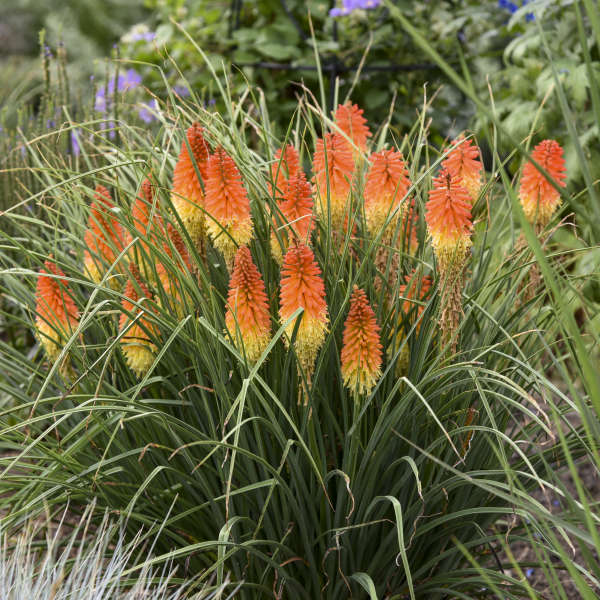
[442,137,483,204]
[270,144,301,198]
[340,287,382,396]
[119,267,156,376]
[155,224,193,317]
[205,147,254,269]
[171,122,211,245]
[364,149,411,238]
[425,169,473,272]
[519,139,566,227]
[83,185,125,286]
[312,133,354,230]
[334,102,371,155]
[279,243,329,377]
[35,260,79,362]
[225,246,271,362]
[271,171,315,263]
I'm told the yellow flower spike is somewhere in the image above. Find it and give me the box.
[312,133,355,231]
[279,243,328,386]
[426,169,473,355]
[442,136,483,204]
[518,139,566,228]
[171,122,211,248]
[83,184,125,288]
[205,147,253,270]
[119,266,157,377]
[225,246,271,363]
[35,259,80,363]
[340,286,382,396]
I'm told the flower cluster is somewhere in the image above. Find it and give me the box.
[34,103,569,393]
[330,0,381,17]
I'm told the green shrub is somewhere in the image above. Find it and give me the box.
[0,49,590,596]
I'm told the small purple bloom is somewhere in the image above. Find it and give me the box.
[207,98,216,106]
[526,568,534,578]
[118,69,142,92]
[138,99,159,123]
[95,87,108,112]
[131,31,156,42]
[173,84,190,97]
[71,128,81,156]
[329,0,381,16]
[46,119,55,129]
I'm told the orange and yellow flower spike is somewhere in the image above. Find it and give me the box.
[312,133,354,231]
[340,286,382,396]
[225,246,271,362]
[334,102,371,157]
[83,184,125,287]
[442,136,483,204]
[119,266,157,376]
[426,169,473,273]
[269,144,301,198]
[155,224,193,317]
[127,176,164,276]
[35,259,80,363]
[279,243,328,384]
[271,170,315,264]
[205,147,254,270]
[171,123,211,246]
[426,169,473,354]
[518,139,566,228]
[364,149,411,240]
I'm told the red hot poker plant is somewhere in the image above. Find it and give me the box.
[312,133,355,231]
[119,266,156,377]
[204,147,254,270]
[35,259,80,363]
[225,246,271,363]
[279,243,328,388]
[83,184,124,287]
[171,123,211,247]
[442,136,483,204]
[340,286,382,397]
[426,169,473,355]
[518,139,566,228]
[271,170,315,264]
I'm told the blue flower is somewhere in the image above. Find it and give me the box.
[526,568,534,578]
[94,69,142,113]
[118,69,142,92]
[70,128,81,157]
[138,99,159,123]
[130,31,155,43]
[173,84,191,97]
[330,0,381,17]
[498,0,535,21]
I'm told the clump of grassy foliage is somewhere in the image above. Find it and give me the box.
[0,502,228,599]
[1,12,599,600]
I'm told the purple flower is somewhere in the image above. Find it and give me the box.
[131,31,156,42]
[329,0,381,16]
[138,99,159,123]
[70,128,81,157]
[99,120,117,140]
[95,69,142,113]
[173,84,190,97]
[118,69,142,92]
[525,568,534,578]
[95,87,108,112]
